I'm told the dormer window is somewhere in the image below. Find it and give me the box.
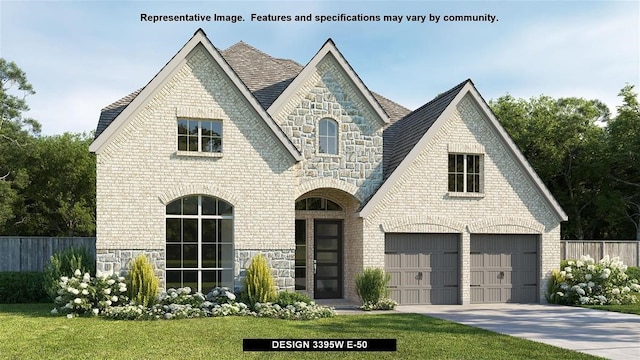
[318,118,338,155]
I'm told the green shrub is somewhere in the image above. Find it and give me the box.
[43,247,95,300]
[275,291,313,306]
[547,255,640,305]
[243,254,277,307]
[0,272,49,303]
[626,266,640,282]
[355,268,390,305]
[127,255,159,307]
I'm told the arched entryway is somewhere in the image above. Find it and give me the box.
[295,189,361,300]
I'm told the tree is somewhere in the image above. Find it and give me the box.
[606,85,640,239]
[490,95,610,239]
[7,133,96,236]
[0,59,96,236]
[0,58,40,228]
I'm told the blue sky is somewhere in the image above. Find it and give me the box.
[1,0,638,135]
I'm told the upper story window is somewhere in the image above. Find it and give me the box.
[448,154,482,193]
[318,118,338,155]
[178,119,222,153]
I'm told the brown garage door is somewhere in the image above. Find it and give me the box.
[385,233,459,305]
[470,234,538,303]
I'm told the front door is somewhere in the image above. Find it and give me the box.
[314,220,342,298]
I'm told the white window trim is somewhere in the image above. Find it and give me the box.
[176,118,223,155]
[317,118,339,156]
[447,153,485,198]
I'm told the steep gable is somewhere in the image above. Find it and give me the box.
[93,38,410,141]
[383,79,469,180]
[89,29,301,161]
[268,39,390,125]
[361,79,567,222]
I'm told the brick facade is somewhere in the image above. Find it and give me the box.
[362,95,561,303]
[93,32,564,304]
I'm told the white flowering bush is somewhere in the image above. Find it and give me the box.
[205,286,237,305]
[56,283,335,321]
[51,269,128,318]
[547,255,640,306]
[254,301,335,320]
[359,298,398,311]
[158,287,206,306]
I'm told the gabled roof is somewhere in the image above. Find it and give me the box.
[383,79,469,180]
[221,41,301,109]
[93,38,410,141]
[268,39,391,124]
[360,79,568,222]
[89,29,302,161]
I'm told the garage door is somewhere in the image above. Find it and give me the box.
[385,233,459,305]
[470,234,538,303]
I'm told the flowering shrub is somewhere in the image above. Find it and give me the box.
[158,287,206,306]
[254,301,335,320]
[546,255,640,306]
[359,298,398,311]
[57,283,335,321]
[205,286,237,305]
[51,269,128,318]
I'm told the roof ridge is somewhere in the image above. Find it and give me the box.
[372,91,411,114]
[222,41,295,69]
[402,78,471,120]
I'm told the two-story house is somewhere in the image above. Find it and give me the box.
[89,29,566,305]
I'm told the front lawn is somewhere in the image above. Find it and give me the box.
[581,292,640,315]
[0,304,600,360]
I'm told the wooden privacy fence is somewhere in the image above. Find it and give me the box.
[0,237,96,272]
[561,240,640,267]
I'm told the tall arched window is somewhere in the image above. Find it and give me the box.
[166,195,233,293]
[319,118,338,155]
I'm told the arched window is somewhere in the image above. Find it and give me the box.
[166,195,233,293]
[295,197,343,211]
[318,118,338,155]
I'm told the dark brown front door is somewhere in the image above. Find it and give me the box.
[314,220,342,299]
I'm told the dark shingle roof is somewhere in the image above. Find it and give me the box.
[94,41,410,139]
[95,89,141,139]
[383,79,471,180]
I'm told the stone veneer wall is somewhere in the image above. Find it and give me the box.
[96,249,164,280]
[272,55,385,201]
[235,250,295,292]
[97,249,295,293]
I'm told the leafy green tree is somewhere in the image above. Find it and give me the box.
[7,133,96,236]
[0,58,40,228]
[606,85,640,239]
[490,95,610,239]
[0,59,96,236]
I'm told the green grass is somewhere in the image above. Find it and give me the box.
[581,292,640,315]
[0,304,601,360]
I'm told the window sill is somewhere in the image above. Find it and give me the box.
[316,153,341,158]
[447,192,485,199]
[175,151,223,158]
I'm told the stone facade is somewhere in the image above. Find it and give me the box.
[235,250,295,292]
[272,55,385,201]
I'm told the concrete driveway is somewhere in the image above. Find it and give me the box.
[396,304,640,360]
